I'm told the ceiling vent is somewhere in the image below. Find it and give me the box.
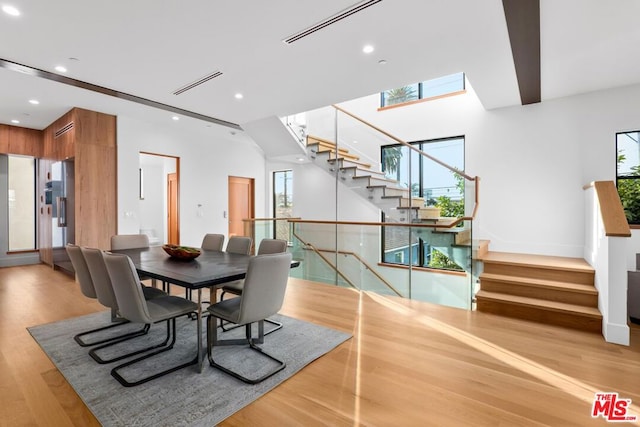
[172,71,223,95]
[54,122,74,138]
[283,0,383,44]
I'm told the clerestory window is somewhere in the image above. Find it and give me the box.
[380,72,465,108]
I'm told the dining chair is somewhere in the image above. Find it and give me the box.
[103,252,199,387]
[110,234,150,250]
[225,236,252,255]
[201,233,225,251]
[204,235,252,305]
[206,252,292,384]
[111,233,161,290]
[82,247,168,364]
[219,239,288,335]
[66,244,131,347]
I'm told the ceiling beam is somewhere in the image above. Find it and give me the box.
[502,0,541,105]
[0,58,242,130]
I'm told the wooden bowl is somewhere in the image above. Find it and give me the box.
[162,244,201,260]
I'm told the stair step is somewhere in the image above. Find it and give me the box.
[480,251,595,285]
[340,166,385,177]
[352,175,399,187]
[327,157,372,169]
[476,290,602,332]
[480,273,598,307]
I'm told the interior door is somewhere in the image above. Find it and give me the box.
[228,176,254,239]
[167,172,179,244]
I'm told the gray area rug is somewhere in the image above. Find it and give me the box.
[28,311,351,426]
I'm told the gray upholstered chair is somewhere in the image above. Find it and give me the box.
[110,234,150,250]
[82,247,167,364]
[206,252,292,384]
[111,233,159,289]
[103,252,199,387]
[201,233,225,251]
[66,243,128,347]
[225,236,252,255]
[220,239,288,335]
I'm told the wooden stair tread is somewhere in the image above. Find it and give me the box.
[352,175,399,185]
[328,157,372,169]
[340,166,385,176]
[315,144,349,154]
[480,251,594,273]
[480,273,598,294]
[476,290,602,318]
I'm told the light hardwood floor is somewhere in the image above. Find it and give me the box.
[2,264,640,426]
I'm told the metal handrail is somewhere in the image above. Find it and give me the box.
[292,227,403,297]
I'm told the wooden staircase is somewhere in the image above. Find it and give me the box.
[476,252,602,333]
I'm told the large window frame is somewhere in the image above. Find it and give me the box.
[272,169,293,240]
[380,136,465,270]
[616,130,640,226]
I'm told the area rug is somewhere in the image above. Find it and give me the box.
[28,311,351,426]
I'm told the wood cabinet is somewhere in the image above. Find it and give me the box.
[38,108,117,264]
[0,124,43,157]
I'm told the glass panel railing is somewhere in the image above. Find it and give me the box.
[290,219,474,309]
[242,218,298,254]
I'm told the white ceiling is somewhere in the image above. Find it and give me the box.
[0,0,639,135]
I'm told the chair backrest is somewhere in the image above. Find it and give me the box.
[236,252,292,325]
[201,233,225,251]
[225,236,252,255]
[110,234,150,250]
[81,247,119,310]
[65,244,97,299]
[257,238,287,255]
[102,252,152,324]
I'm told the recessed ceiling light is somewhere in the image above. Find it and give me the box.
[297,157,306,162]
[55,65,67,73]
[362,45,374,54]
[171,116,180,121]
[11,119,20,124]
[234,93,243,100]
[353,140,359,144]
[28,99,39,105]
[2,5,20,16]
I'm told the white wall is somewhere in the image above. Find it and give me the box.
[117,116,266,247]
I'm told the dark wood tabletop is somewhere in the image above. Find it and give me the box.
[111,246,253,289]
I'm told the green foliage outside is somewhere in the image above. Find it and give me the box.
[384,86,418,106]
[617,152,640,224]
[427,172,465,271]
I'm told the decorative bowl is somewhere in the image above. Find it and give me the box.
[162,244,201,260]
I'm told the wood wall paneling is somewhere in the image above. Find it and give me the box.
[0,125,9,153]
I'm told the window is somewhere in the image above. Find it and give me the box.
[8,155,36,251]
[273,170,293,241]
[380,72,465,108]
[381,137,464,270]
[616,131,640,225]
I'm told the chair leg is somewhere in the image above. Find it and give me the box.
[110,317,198,387]
[89,322,171,364]
[74,317,135,347]
[207,319,285,384]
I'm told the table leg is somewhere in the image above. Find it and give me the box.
[197,288,203,372]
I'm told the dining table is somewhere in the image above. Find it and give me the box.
[110,245,292,372]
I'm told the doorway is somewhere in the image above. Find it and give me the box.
[139,152,180,246]
[228,176,254,238]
